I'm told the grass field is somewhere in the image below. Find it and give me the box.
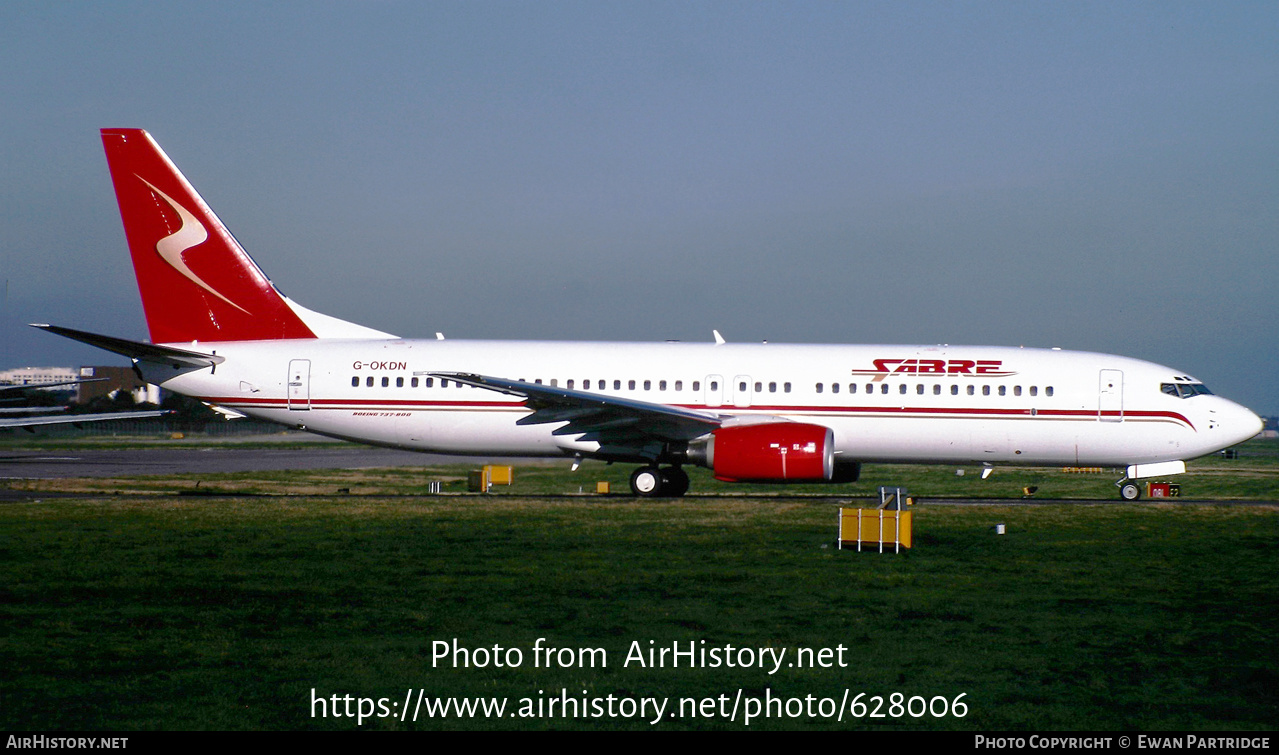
[5,437,1278,501]
[1,440,1276,730]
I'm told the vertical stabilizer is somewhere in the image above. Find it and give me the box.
[101,128,319,343]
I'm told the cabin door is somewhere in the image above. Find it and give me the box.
[1098,369,1123,422]
[287,359,311,411]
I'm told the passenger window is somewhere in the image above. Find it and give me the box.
[816,383,824,394]
[644,380,651,391]
[899,384,907,395]
[550,379,558,387]
[951,385,958,395]
[693,381,700,391]
[830,383,838,394]
[754,382,761,392]
[1030,386,1038,397]
[397,377,404,388]
[675,381,683,391]
[615,380,622,390]
[880,384,889,395]
[933,385,940,395]
[567,380,574,389]
[739,381,747,392]
[982,385,989,396]
[998,385,1005,396]
[351,376,359,387]
[629,380,636,390]
[917,384,924,395]
[412,377,419,388]
[710,381,717,391]
[866,384,874,394]
[1046,386,1054,397]
[659,380,667,391]
[784,383,791,393]
[849,384,857,394]
[366,376,374,387]
[967,385,974,396]
[1014,386,1022,396]
[382,377,389,388]
[426,378,434,388]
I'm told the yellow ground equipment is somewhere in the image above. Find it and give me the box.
[838,508,913,552]
[484,465,514,486]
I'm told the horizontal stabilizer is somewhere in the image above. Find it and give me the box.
[30,324,225,369]
[0,377,106,396]
[0,409,169,430]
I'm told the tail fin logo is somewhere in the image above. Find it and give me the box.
[137,175,251,315]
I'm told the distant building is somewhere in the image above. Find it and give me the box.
[0,365,158,404]
[75,366,158,405]
[0,366,79,389]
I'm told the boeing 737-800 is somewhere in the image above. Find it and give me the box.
[35,129,1263,498]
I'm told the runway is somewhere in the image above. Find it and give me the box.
[0,445,539,479]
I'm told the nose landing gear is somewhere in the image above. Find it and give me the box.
[1118,480,1142,500]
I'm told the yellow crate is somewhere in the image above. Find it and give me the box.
[483,465,513,486]
[596,481,610,494]
[838,508,913,552]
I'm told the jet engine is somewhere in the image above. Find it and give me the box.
[687,422,835,482]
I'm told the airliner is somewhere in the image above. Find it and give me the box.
[35,129,1263,499]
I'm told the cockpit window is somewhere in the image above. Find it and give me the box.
[1161,382,1214,399]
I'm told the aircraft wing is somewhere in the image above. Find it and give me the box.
[0,410,169,431]
[430,372,722,453]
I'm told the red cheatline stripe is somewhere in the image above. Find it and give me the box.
[201,396,1194,430]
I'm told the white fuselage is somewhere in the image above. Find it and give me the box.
[141,338,1262,468]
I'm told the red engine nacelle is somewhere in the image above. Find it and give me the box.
[692,422,835,482]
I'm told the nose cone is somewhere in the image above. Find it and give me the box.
[1221,400,1264,447]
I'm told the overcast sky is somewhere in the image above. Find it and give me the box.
[2,1,1275,413]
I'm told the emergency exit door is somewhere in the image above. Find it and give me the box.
[287,359,311,411]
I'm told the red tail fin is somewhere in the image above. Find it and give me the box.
[101,128,317,343]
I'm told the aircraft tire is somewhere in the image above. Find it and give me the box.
[660,467,690,497]
[1119,482,1142,501]
[630,466,663,497]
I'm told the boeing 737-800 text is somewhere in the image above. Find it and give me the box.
[35,129,1263,498]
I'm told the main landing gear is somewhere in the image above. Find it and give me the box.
[629,466,690,497]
